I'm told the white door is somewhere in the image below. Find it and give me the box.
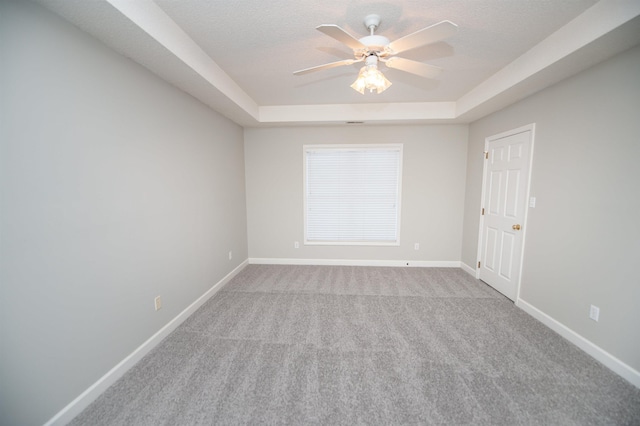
[478,125,534,301]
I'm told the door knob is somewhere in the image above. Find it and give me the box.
[512,224,521,230]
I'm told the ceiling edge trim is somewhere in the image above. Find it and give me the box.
[259,102,457,123]
[105,0,259,120]
[455,0,640,118]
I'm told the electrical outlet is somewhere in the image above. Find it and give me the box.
[294,241,299,249]
[154,296,162,311]
[589,304,599,322]
[414,243,420,250]
[228,251,232,260]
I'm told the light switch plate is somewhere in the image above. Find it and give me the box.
[589,305,599,322]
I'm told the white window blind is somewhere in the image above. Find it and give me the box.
[304,144,402,245]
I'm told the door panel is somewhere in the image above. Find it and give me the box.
[484,227,498,271]
[499,231,515,279]
[505,169,521,218]
[488,171,502,215]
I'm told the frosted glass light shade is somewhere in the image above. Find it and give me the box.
[350,64,392,94]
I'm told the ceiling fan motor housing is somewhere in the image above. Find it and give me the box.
[358,35,391,56]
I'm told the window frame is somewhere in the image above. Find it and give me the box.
[303,143,403,246]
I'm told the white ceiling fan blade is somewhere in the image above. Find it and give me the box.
[388,20,458,54]
[316,24,366,51]
[293,59,361,75]
[384,57,442,79]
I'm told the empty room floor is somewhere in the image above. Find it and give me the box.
[71,265,640,425]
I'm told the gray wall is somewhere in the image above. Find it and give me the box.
[461,45,640,372]
[0,2,248,425]
[245,125,468,262]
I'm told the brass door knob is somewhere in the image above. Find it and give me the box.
[512,224,521,230]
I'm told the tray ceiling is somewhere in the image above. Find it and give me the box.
[37,0,640,126]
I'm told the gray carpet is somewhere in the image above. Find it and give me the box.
[71,265,640,425]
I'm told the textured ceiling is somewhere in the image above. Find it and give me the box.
[36,0,640,126]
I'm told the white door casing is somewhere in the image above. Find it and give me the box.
[477,124,535,301]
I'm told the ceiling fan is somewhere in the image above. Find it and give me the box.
[294,14,457,94]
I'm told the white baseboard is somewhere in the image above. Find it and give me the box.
[249,258,461,268]
[44,260,249,426]
[460,262,477,277]
[516,298,640,388]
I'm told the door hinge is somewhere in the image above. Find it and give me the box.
[481,207,485,215]
[484,151,489,159]
[477,261,481,268]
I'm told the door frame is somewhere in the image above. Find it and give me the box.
[475,123,536,302]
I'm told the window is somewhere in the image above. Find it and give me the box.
[304,144,403,245]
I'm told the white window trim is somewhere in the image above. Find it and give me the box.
[303,143,403,246]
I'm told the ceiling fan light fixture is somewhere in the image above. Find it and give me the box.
[350,57,392,94]
[294,15,457,94]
